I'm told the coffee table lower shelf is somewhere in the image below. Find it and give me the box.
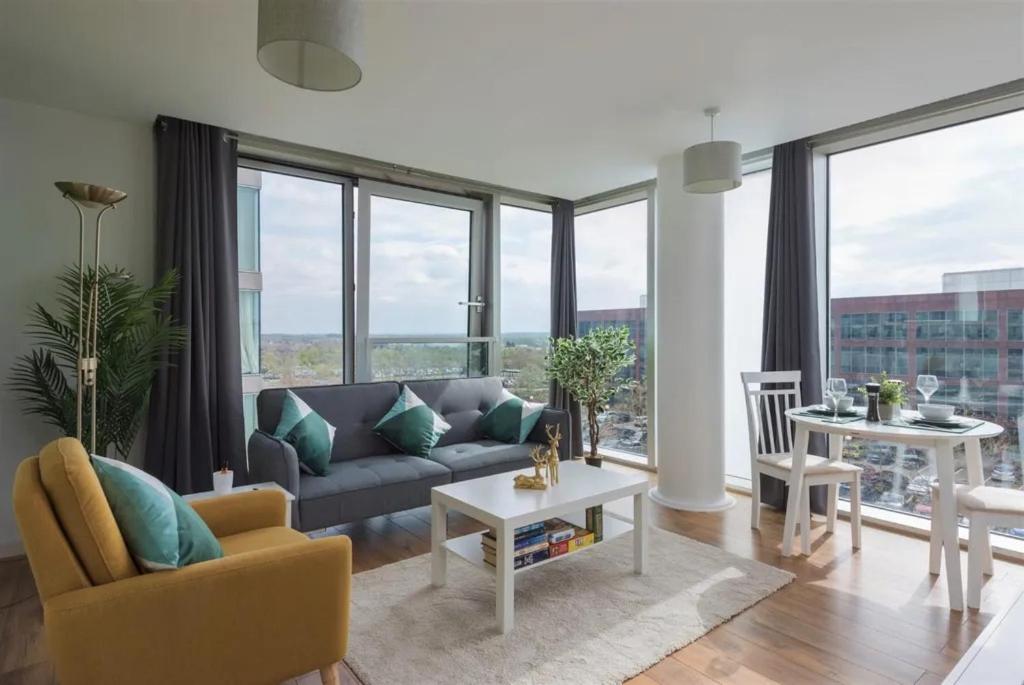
[442,512,633,575]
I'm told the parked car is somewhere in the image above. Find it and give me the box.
[990,460,1018,484]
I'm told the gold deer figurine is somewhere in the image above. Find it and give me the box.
[545,424,561,484]
[514,446,549,490]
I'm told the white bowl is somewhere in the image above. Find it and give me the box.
[825,396,854,412]
[918,404,954,421]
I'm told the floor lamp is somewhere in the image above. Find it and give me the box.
[55,181,127,454]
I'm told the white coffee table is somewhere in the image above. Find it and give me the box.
[430,461,649,634]
[182,481,296,528]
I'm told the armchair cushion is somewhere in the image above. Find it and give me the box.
[38,437,137,585]
[218,526,309,556]
[92,455,222,571]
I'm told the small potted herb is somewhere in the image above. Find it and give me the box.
[213,462,234,495]
[860,371,906,420]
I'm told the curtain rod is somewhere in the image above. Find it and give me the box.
[235,132,560,206]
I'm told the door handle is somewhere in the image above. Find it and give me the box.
[458,298,486,309]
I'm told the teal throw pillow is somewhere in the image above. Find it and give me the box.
[273,390,336,476]
[373,386,451,458]
[480,389,545,444]
[91,455,222,572]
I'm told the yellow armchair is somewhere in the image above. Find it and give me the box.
[13,438,352,685]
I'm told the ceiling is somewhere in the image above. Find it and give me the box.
[1,1,1021,199]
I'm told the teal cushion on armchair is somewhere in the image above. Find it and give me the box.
[91,455,222,571]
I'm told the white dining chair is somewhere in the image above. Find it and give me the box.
[929,483,1023,609]
[928,482,991,578]
[741,370,863,555]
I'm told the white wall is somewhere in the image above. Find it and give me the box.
[0,97,154,556]
[722,170,772,484]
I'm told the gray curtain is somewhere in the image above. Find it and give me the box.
[760,139,827,513]
[549,199,583,457]
[145,116,246,494]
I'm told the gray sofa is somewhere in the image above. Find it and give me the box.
[248,377,571,531]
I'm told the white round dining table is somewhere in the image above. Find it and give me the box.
[784,407,1004,611]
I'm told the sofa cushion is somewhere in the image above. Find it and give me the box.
[92,455,223,571]
[38,437,138,585]
[219,526,309,557]
[258,383,400,461]
[480,389,545,444]
[428,441,539,481]
[373,386,451,458]
[404,377,504,446]
[298,455,452,530]
[301,455,452,500]
[273,390,336,476]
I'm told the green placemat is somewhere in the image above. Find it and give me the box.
[792,411,863,424]
[883,418,982,434]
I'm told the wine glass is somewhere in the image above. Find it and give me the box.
[916,374,939,407]
[826,377,848,423]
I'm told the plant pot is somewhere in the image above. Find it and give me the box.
[879,404,900,421]
[212,470,234,496]
[584,456,603,468]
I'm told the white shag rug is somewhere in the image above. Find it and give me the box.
[346,527,793,685]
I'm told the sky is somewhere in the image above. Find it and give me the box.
[256,107,1024,335]
[830,108,1024,298]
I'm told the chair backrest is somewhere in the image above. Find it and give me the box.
[740,371,803,471]
[13,455,92,601]
[15,438,139,596]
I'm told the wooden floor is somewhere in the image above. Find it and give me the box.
[4,464,1024,685]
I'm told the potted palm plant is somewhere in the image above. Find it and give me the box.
[546,325,636,467]
[9,265,185,459]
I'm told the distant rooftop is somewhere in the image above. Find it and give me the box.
[942,268,1024,293]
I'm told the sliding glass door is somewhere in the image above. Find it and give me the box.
[356,181,490,381]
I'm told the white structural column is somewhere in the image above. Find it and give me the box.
[649,153,735,512]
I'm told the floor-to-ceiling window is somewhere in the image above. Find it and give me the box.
[828,107,1024,538]
[575,197,650,461]
[499,204,551,402]
[723,168,773,483]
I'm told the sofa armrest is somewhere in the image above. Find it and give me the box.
[248,430,300,497]
[527,407,572,460]
[189,489,286,537]
[44,536,352,685]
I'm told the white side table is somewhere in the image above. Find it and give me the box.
[182,481,296,528]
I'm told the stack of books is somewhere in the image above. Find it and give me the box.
[547,517,595,559]
[480,517,598,569]
[481,522,549,569]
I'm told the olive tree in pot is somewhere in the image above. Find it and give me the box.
[546,325,636,467]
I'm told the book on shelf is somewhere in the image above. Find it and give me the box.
[481,531,547,551]
[545,518,575,544]
[585,505,603,542]
[548,526,595,558]
[482,547,550,570]
[482,539,548,560]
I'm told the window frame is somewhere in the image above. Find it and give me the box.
[355,179,490,382]
[816,95,1024,548]
[237,158,357,387]
[573,187,657,469]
